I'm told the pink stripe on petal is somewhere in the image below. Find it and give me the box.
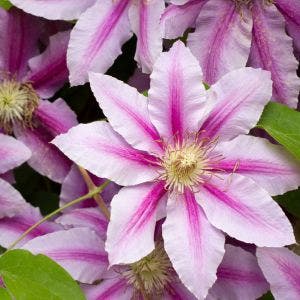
[106,182,166,265]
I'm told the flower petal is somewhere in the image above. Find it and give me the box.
[248,1,299,108]
[22,227,108,283]
[128,0,164,73]
[199,67,272,141]
[0,134,31,174]
[161,0,207,39]
[0,8,40,80]
[197,174,295,247]
[257,247,300,300]
[67,0,132,86]
[214,135,300,196]
[0,178,28,218]
[26,31,70,99]
[0,206,60,248]
[163,190,225,299]
[89,72,162,154]
[207,245,269,300]
[52,121,159,186]
[10,0,97,20]
[148,41,206,142]
[106,181,166,265]
[188,0,252,85]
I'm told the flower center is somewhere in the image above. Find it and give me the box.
[123,244,174,298]
[0,79,39,133]
[233,0,274,6]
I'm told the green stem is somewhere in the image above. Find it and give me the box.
[7,181,110,251]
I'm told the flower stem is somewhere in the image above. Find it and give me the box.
[7,181,110,251]
[78,166,110,220]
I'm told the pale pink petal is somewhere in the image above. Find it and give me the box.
[276,0,300,58]
[213,135,300,196]
[128,0,164,73]
[0,134,31,174]
[257,247,300,300]
[89,72,162,155]
[170,0,191,4]
[0,8,40,80]
[83,277,132,300]
[67,0,132,86]
[56,208,108,240]
[0,178,28,218]
[10,0,97,20]
[248,1,299,108]
[199,68,272,141]
[0,205,60,248]
[106,181,166,265]
[188,0,252,85]
[22,227,108,283]
[26,31,70,99]
[52,122,159,186]
[163,190,225,299]
[161,0,207,39]
[197,174,295,247]
[148,41,206,142]
[207,245,269,300]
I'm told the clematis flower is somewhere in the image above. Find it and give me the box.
[11,0,166,85]
[161,0,300,108]
[0,8,77,183]
[52,41,300,298]
[257,247,300,299]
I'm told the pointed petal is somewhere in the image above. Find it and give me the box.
[89,72,162,155]
[163,190,225,299]
[10,0,97,20]
[0,8,40,79]
[56,208,108,240]
[26,31,70,99]
[83,278,132,300]
[52,121,159,186]
[128,0,164,73]
[248,1,299,108]
[0,134,31,174]
[207,245,269,300]
[197,174,295,247]
[67,0,132,86]
[199,68,272,141]
[0,206,60,248]
[0,178,28,218]
[148,41,206,142]
[165,281,197,300]
[257,247,300,300]
[161,0,207,39]
[214,135,300,196]
[106,181,166,265]
[188,0,252,85]
[22,227,108,283]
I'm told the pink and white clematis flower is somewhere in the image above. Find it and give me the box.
[161,0,300,108]
[0,8,77,183]
[53,41,300,298]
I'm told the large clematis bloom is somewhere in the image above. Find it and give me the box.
[161,0,300,108]
[0,8,77,183]
[11,0,166,85]
[53,41,300,298]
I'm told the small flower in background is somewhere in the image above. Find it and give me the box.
[0,7,77,183]
[53,41,300,298]
[161,0,300,108]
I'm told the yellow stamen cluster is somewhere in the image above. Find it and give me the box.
[233,0,274,7]
[0,79,39,132]
[123,244,174,298]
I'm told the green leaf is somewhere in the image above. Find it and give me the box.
[257,102,300,160]
[0,0,12,10]
[274,188,300,218]
[0,250,86,300]
[0,288,12,300]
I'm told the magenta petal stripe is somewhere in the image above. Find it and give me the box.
[188,0,252,85]
[248,0,299,108]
